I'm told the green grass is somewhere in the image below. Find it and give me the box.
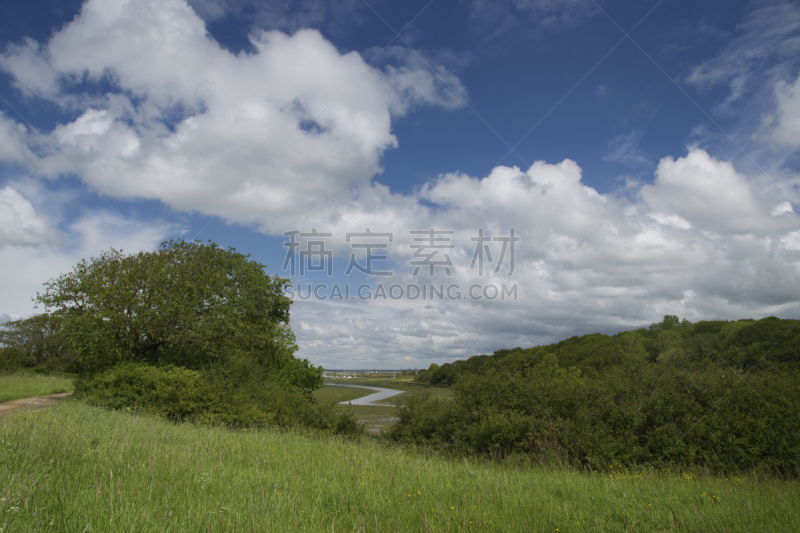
[318,380,450,435]
[340,404,399,437]
[313,385,378,404]
[314,385,399,436]
[0,373,74,403]
[324,378,454,401]
[2,400,798,532]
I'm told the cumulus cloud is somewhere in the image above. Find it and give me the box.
[0,38,61,100]
[0,209,178,318]
[368,47,468,113]
[1,0,799,366]
[640,150,795,235]
[289,150,800,366]
[0,0,465,236]
[0,113,38,166]
[0,187,62,247]
[0,314,19,325]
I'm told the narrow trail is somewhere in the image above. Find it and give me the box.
[0,392,73,418]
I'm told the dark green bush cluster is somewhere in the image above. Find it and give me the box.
[76,362,361,434]
[394,316,800,473]
[0,346,29,372]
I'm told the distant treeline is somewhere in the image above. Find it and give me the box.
[389,316,800,473]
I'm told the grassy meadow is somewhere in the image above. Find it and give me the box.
[315,378,451,436]
[314,384,398,436]
[313,384,379,404]
[2,399,798,532]
[0,373,74,403]
[323,377,455,402]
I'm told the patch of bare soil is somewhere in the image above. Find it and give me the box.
[0,392,73,418]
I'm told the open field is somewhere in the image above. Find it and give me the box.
[318,379,453,435]
[313,384,378,405]
[315,384,399,436]
[0,373,74,403]
[2,400,798,532]
[341,404,399,437]
[324,378,454,402]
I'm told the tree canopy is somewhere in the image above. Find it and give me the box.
[34,239,320,392]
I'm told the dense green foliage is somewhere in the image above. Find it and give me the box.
[394,316,800,473]
[0,314,75,373]
[6,240,358,434]
[34,240,305,380]
[77,363,359,433]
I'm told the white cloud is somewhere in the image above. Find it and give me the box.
[0,209,177,317]
[290,150,800,366]
[640,150,794,235]
[0,313,20,324]
[682,2,800,168]
[685,2,800,104]
[772,201,794,216]
[373,47,468,113]
[0,113,38,166]
[0,0,465,236]
[1,0,800,367]
[0,187,62,247]
[603,129,650,167]
[773,74,800,149]
[0,38,61,99]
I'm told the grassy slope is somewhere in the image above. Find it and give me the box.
[0,373,74,403]
[2,401,798,532]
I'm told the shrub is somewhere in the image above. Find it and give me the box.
[397,346,800,473]
[0,346,29,372]
[76,363,362,435]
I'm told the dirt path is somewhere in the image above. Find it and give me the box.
[0,392,73,418]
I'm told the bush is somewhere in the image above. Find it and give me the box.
[397,340,800,473]
[0,346,29,372]
[76,363,362,436]
[76,363,215,420]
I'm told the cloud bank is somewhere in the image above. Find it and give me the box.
[0,0,799,366]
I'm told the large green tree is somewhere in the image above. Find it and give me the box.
[35,239,320,393]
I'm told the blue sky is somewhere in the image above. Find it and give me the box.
[1,0,799,369]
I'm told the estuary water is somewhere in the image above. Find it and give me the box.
[325,383,404,406]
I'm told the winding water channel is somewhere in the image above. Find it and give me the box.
[324,383,404,406]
